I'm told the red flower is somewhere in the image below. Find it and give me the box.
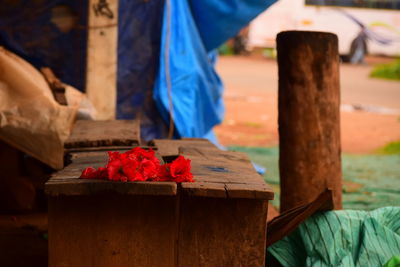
[157,156,194,183]
[80,167,98,179]
[79,147,193,183]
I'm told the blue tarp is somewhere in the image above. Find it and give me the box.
[153,0,276,141]
[0,0,277,141]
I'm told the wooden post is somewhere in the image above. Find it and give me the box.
[86,0,118,120]
[277,31,342,212]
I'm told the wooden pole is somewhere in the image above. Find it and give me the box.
[86,0,118,120]
[277,31,342,212]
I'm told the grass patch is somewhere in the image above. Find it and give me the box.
[377,141,400,155]
[370,59,400,81]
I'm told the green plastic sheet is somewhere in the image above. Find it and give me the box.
[269,207,400,267]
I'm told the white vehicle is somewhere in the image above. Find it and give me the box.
[249,0,400,61]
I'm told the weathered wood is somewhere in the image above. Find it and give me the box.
[65,145,136,153]
[178,197,268,266]
[48,195,176,267]
[181,182,227,198]
[46,179,177,197]
[86,0,118,119]
[46,160,176,197]
[225,183,274,199]
[181,149,274,200]
[277,31,342,211]
[152,138,219,157]
[65,120,140,149]
[47,138,274,266]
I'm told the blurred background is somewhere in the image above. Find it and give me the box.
[216,0,400,210]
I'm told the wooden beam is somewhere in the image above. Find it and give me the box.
[86,0,118,120]
[277,31,342,212]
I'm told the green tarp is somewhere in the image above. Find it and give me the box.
[269,207,400,267]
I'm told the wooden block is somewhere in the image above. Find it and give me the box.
[48,195,176,267]
[181,182,227,198]
[65,120,140,149]
[178,196,268,266]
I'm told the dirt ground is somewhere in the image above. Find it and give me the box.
[214,56,400,154]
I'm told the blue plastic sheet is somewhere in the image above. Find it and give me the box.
[153,0,277,140]
[116,0,168,140]
[153,0,224,139]
[189,0,277,52]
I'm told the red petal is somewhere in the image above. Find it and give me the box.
[80,167,98,179]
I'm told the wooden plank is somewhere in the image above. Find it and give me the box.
[225,183,274,200]
[46,180,177,197]
[178,196,268,266]
[48,195,176,267]
[152,138,219,157]
[181,182,226,198]
[65,120,140,148]
[86,0,118,120]
[65,146,135,153]
[186,153,267,185]
[181,150,273,200]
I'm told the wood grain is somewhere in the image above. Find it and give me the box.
[48,195,176,267]
[65,120,140,148]
[47,139,274,266]
[178,196,268,266]
[277,31,342,211]
[152,138,219,157]
[181,148,274,200]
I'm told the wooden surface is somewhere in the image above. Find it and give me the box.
[46,151,176,197]
[64,120,140,149]
[154,139,274,200]
[152,138,219,157]
[178,197,268,266]
[86,0,118,119]
[52,139,273,200]
[179,146,274,200]
[277,31,342,211]
[48,195,176,267]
